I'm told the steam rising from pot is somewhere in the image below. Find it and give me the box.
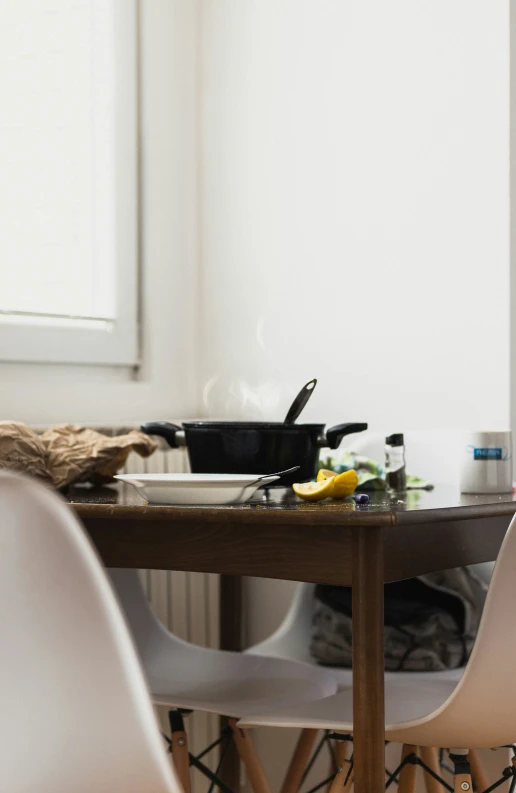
[202,376,284,420]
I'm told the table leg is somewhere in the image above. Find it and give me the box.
[219,574,243,793]
[352,525,385,793]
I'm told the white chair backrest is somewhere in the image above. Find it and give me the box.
[0,472,179,793]
[107,568,192,657]
[107,568,206,689]
[412,510,516,746]
[247,582,316,662]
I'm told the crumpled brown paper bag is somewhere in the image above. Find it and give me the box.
[0,422,50,482]
[0,421,157,489]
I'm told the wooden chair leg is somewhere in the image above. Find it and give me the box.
[328,751,354,793]
[229,719,273,793]
[334,739,350,768]
[169,711,192,793]
[419,747,444,793]
[468,750,488,793]
[453,770,473,793]
[398,744,419,793]
[281,728,318,793]
[450,751,473,793]
[326,737,350,793]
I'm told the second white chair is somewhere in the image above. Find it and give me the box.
[246,430,494,791]
[108,568,337,793]
[239,509,516,793]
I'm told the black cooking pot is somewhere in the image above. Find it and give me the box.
[141,420,368,486]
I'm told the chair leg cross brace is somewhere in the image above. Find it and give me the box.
[188,751,235,793]
[168,710,239,793]
[479,760,516,793]
[166,710,274,793]
[385,750,454,792]
[386,748,516,793]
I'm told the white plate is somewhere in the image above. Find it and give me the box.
[114,473,280,505]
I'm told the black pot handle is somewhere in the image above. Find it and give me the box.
[140,421,183,449]
[324,422,368,449]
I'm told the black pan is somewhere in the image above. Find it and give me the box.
[141,420,368,486]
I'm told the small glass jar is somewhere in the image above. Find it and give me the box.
[385,433,406,492]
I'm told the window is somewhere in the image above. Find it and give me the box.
[0,0,138,365]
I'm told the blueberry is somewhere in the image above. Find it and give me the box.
[354,493,369,505]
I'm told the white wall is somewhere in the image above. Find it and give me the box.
[0,0,201,426]
[200,0,510,434]
[200,4,511,788]
[2,1,509,431]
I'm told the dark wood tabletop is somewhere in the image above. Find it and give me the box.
[69,482,516,522]
[70,483,516,585]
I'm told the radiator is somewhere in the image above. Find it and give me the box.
[122,444,221,791]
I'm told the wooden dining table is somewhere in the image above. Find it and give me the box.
[69,483,516,793]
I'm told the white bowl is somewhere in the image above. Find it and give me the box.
[114,473,279,505]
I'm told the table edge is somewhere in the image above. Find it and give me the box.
[71,498,516,527]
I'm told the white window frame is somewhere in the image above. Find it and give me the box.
[0,0,139,367]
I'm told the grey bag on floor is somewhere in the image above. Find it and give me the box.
[310,567,488,672]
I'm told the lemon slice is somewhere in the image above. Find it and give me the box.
[294,469,359,501]
[316,469,337,482]
[292,479,335,501]
[332,469,358,498]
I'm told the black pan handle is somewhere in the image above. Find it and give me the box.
[324,422,368,449]
[140,421,184,449]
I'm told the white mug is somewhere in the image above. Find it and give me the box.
[460,431,513,494]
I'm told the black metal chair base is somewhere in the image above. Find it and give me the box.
[163,710,236,793]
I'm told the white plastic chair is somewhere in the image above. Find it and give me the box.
[245,430,494,791]
[108,568,337,793]
[239,509,516,792]
[0,471,180,793]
